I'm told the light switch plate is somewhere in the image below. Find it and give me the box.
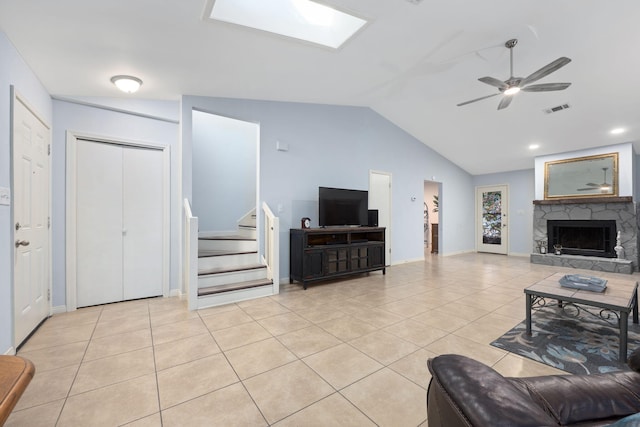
[0,187,10,206]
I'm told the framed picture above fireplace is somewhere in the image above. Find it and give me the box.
[544,152,618,199]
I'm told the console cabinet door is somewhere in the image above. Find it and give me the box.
[303,250,324,279]
[368,244,385,268]
[350,247,369,271]
[326,248,349,274]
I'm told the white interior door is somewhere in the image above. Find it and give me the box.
[76,141,124,307]
[74,139,164,307]
[369,171,392,265]
[13,93,50,346]
[476,185,509,254]
[123,147,163,300]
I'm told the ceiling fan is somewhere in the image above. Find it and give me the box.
[457,38,571,110]
[577,168,612,192]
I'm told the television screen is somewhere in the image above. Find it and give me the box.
[319,187,368,227]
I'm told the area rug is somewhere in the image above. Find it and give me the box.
[491,307,640,375]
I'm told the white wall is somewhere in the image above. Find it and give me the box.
[182,96,476,277]
[192,111,257,231]
[0,32,52,353]
[473,169,535,256]
[534,143,635,200]
[51,99,180,308]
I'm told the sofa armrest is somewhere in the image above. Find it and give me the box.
[427,355,556,427]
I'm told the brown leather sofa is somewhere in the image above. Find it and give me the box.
[427,350,640,427]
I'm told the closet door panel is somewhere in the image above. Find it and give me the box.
[76,141,124,307]
[122,146,164,299]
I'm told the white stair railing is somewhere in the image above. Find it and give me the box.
[183,199,199,310]
[262,202,280,294]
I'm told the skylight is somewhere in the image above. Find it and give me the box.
[208,0,367,49]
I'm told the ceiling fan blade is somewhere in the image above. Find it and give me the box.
[520,57,571,86]
[522,82,571,92]
[456,93,499,107]
[497,95,513,110]
[584,183,599,187]
[577,188,596,191]
[478,76,508,89]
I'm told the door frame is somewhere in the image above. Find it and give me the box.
[11,88,52,351]
[475,184,509,254]
[369,170,392,265]
[66,131,170,311]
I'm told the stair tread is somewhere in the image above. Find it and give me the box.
[199,264,266,276]
[198,249,257,258]
[198,278,273,296]
[199,235,255,241]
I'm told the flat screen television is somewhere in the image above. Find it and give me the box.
[319,187,368,227]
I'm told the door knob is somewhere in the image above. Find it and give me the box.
[15,240,30,248]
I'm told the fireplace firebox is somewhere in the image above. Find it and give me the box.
[547,220,616,258]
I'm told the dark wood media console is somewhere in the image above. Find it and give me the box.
[290,227,386,289]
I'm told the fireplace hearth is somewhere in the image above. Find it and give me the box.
[547,220,616,258]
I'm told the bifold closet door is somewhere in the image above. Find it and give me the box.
[122,146,163,300]
[76,140,163,307]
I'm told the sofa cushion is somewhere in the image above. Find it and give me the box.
[512,372,640,425]
[427,355,556,426]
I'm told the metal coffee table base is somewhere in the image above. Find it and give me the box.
[525,274,638,363]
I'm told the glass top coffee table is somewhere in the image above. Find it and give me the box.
[525,272,638,363]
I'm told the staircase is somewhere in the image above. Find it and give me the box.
[195,211,274,308]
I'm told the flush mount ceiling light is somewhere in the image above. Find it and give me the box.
[528,143,540,150]
[610,127,626,135]
[207,0,367,49]
[110,75,143,93]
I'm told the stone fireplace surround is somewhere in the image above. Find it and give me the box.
[531,196,639,274]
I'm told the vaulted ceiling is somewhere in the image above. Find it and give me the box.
[1,0,638,174]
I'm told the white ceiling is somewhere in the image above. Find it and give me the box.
[1,0,639,174]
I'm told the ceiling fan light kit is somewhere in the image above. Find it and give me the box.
[457,38,571,110]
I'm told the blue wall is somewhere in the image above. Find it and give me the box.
[473,169,535,255]
[192,111,258,231]
[0,32,52,354]
[182,96,476,277]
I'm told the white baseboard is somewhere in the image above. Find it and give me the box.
[391,257,424,265]
[169,289,182,298]
[4,347,16,355]
[51,305,67,315]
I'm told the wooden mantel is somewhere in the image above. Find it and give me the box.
[533,196,633,205]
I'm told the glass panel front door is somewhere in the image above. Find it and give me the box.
[476,185,508,254]
[482,191,502,245]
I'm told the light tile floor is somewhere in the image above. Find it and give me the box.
[10,252,628,426]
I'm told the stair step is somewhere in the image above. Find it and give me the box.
[199,235,254,241]
[198,264,267,287]
[198,278,273,296]
[198,251,259,270]
[198,238,257,252]
[198,249,257,258]
[198,263,265,276]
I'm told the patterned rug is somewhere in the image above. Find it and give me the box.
[491,307,640,375]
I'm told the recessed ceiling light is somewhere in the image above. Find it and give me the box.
[110,75,143,93]
[207,0,367,49]
[528,144,540,150]
[610,127,626,135]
